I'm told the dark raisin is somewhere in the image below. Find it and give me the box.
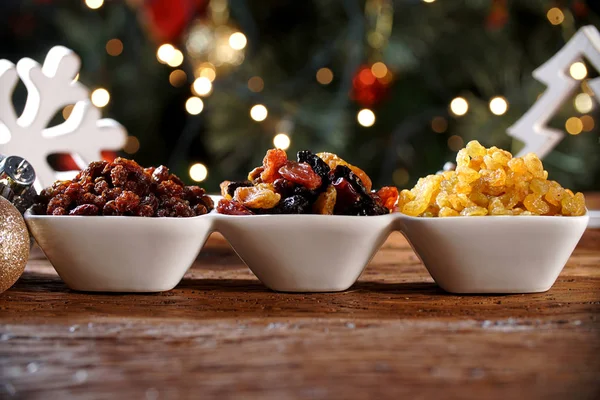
[297,150,330,183]
[69,204,99,216]
[110,164,128,186]
[275,195,310,214]
[272,179,295,198]
[198,195,214,211]
[157,180,184,198]
[64,183,83,201]
[47,194,72,215]
[51,207,67,216]
[136,205,155,217]
[115,191,140,213]
[103,200,120,216]
[330,165,367,194]
[102,187,123,201]
[171,200,194,217]
[152,165,170,183]
[193,204,208,216]
[168,174,185,187]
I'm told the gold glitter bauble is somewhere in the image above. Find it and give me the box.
[0,196,29,293]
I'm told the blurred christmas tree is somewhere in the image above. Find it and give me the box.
[0,0,598,191]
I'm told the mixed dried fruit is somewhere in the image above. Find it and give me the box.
[217,149,398,215]
[397,140,586,217]
[32,158,213,217]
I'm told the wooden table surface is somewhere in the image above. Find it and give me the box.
[1,202,600,399]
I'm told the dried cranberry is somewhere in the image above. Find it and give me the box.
[216,199,253,215]
[297,150,330,184]
[278,161,322,190]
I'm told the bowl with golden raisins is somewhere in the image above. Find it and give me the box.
[25,158,214,292]
[395,141,589,293]
[213,149,398,292]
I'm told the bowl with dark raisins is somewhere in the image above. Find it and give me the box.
[213,149,399,292]
[24,158,214,292]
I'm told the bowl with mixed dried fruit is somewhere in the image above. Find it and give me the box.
[25,158,215,292]
[214,149,399,292]
[395,141,589,293]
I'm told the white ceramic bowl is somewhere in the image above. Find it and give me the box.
[396,213,589,294]
[213,213,396,292]
[25,211,213,292]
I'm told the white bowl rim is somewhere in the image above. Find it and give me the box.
[24,209,589,221]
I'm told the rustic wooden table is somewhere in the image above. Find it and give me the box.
[1,198,599,400]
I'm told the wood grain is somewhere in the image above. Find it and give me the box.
[1,226,599,399]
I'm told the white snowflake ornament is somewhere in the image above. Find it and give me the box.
[0,46,127,188]
[507,25,600,158]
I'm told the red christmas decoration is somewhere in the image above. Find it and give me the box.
[51,151,119,172]
[350,65,391,107]
[143,0,207,43]
[486,0,509,30]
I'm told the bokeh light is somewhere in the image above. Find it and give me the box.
[189,163,208,182]
[167,49,184,67]
[393,168,410,186]
[565,117,583,135]
[229,32,247,50]
[273,133,291,150]
[547,7,564,25]
[489,96,508,115]
[62,104,74,120]
[371,62,388,79]
[447,135,464,151]
[185,97,204,115]
[85,0,104,10]
[574,93,593,113]
[106,39,123,56]
[250,104,268,121]
[123,136,140,154]
[450,97,468,116]
[316,68,334,85]
[431,116,448,133]
[156,44,175,64]
[357,109,375,127]
[91,88,110,108]
[169,70,187,87]
[248,76,264,92]
[570,62,587,80]
[198,63,217,82]
[193,77,213,96]
[581,115,595,131]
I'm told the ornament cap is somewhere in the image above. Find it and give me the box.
[0,155,36,193]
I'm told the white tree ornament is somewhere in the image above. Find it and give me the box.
[507,25,600,158]
[0,46,127,188]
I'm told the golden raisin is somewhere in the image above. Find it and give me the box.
[233,184,281,209]
[316,152,372,191]
[396,140,586,217]
[313,185,337,215]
